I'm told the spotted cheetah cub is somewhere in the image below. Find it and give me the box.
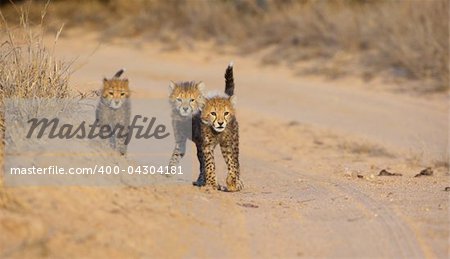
[200,93,243,191]
[96,69,131,155]
[168,81,205,167]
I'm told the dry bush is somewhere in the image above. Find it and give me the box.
[0,8,72,99]
[72,0,448,91]
[2,0,448,92]
[0,4,73,127]
[0,4,73,208]
[370,1,449,91]
[256,1,448,90]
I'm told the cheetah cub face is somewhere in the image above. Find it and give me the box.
[201,95,236,133]
[169,81,205,117]
[101,78,130,109]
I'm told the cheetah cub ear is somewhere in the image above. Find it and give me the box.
[229,95,237,106]
[168,81,176,91]
[196,81,206,110]
[198,96,206,111]
[196,81,206,93]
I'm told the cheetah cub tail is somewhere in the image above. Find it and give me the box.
[224,61,234,97]
[113,68,126,79]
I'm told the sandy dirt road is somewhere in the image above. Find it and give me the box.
[1,34,449,258]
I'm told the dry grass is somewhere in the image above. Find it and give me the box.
[0,6,72,100]
[0,4,74,128]
[433,157,450,172]
[0,4,74,208]
[338,140,395,158]
[5,0,444,92]
[255,1,448,91]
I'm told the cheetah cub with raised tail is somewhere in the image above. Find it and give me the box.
[96,69,131,155]
[201,93,243,191]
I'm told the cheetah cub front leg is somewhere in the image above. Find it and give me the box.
[220,141,243,192]
[168,134,187,168]
[203,144,220,190]
[115,127,129,156]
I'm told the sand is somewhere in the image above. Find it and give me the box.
[1,32,448,258]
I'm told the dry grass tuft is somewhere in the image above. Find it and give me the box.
[338,140,395,158]
[0,4,73,208]
[0,6,72,100]
[433,157,450,171]
[0,4,73,128]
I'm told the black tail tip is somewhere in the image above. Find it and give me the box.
[113,68,125,78]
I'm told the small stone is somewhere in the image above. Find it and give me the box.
[237,203,259,208]
[287,121,300,127]
[378,169,402,176]
[414,167,433,177]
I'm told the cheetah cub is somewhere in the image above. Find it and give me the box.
[168,81,205,168]
[200,93,243,191]
[96,69,131,155]
[168,63,235,185]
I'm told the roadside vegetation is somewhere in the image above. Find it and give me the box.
[2,0,447,92]
[0,5,73,208]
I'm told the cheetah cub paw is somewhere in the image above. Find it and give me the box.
[226,176,243,192]
[201,183,221,192]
